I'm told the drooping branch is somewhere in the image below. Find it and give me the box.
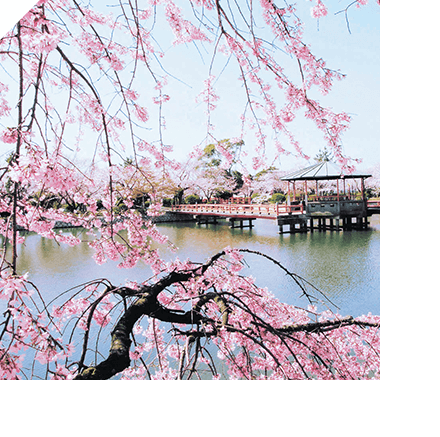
[174,305,379,344]
[74,251,226,379]
[11,20,24,275]
[237,248,336,308]
[262,315,379,334]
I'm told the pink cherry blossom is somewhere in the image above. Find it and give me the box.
[311,0,328,18]
[0,128,17,144]
[0,0,379,380]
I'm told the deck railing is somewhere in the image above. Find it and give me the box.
[172,203,304,217]
[307,194,358,202]
[366,199,380,208]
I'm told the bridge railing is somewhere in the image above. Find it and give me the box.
[366,199,380,208]
[171,203,304,216]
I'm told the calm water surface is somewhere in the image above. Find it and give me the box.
[13,215,379,317]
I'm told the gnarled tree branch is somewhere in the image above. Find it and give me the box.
[74,251,225,379]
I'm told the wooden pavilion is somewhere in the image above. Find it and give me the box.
[280,161,372,232]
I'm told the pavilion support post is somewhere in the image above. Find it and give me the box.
[337,179,340,200]
[364,216,369,229]
[310,218,314,232]
[361,178,365,199]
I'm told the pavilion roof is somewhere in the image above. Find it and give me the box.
[280,161,372,181]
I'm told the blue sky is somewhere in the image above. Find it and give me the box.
[150,0,380,170]
[1,0,379,171]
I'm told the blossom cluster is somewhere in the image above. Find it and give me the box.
[310,0,328,19]
[307,0,375,17]
[197,74,219,111]
[164,0,211,45]
[8,146,77,192]
[0,83,10,118]
[0,272,75,379]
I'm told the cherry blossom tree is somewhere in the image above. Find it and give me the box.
[241,166,287,202]
[365,162,380,197]
[0,0,379,380]
[188,138,245,201]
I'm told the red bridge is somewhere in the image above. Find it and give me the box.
[171,203,304,230]
[171,202,304,219]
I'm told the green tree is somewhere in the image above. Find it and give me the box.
[196,139,245,199]
[200,139,244,170]
[314,147,333,162]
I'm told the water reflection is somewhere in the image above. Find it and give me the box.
[155,216,379,316]
[3,215,379,317]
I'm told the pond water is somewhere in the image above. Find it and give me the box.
[13,214,380,317]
